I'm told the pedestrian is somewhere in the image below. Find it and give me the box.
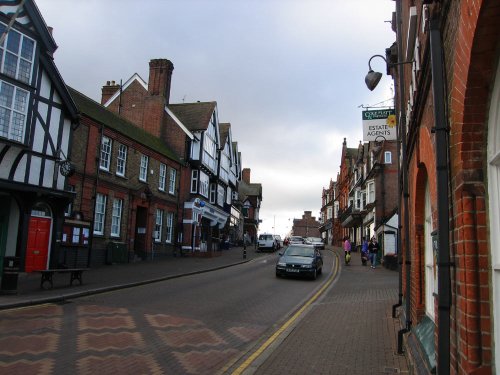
[361,237,369,266]
[343,236,352,265]
[243,231,250,249]
[369,237,379,269]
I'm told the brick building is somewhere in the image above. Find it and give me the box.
[238,168,262,243]
[377,1,500,373]
[292,211,321,238]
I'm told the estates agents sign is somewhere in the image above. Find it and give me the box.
[362,109,397,141]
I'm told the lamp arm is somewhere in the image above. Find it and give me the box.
[368,54,413,70]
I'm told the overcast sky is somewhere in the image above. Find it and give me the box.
[36,0,395,237]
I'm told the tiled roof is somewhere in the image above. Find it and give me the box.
[219,123,230,148]
[167,102,216,131]
[239,179,262,198]
[68,87,180,161]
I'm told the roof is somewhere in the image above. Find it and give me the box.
[239,179,262,199]
[167,102,216,131]
[345,147,358,159]
[219,123,230,148]
[68,87,180,162]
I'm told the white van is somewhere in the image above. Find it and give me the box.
[257,233,276,251]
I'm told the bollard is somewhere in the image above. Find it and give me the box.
[243,245,247,259]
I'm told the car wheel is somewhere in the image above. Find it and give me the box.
[272,244,276,251]
[276,272,280,278]
[311,268,317,280]
[318,267,322,275]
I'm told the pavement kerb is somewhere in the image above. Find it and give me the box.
[0,258,252,311]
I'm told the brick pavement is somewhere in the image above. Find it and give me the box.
[0,245,409,374]
[249,247,409,375]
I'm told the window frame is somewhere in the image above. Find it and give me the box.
[191,170,198,193]
[0,23,36,84]
[168,168,176,194]
[0,80,29,142]
[165,212,173,243]
[93,193,107,235]
[99,135,112,172]
[139,154,149,182]
[154,209,163,243]
[111,198,123,237]
[116,143,127,177]
[384,151,392,164]
[159,163,166,191]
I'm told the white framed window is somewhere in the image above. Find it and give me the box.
[384,151,392,164]
[191,170,198,193]
[139,154,148,182]
[327,207,332,219]
[111,198,123,237]
[0,23,35,84]
[159,163,166,191]
[334,202,339,219]
[100,136,112,171]
[168,168,176,194]
[94,193,107,235]
[199,171,209,197]
[116,144,127,176]
[367,181,375,204]
[0,81,28,142]
[209,183,216,204]
[154,209,163,242]
[165,212,173,243]
[217,185,225,206]
[424,181,436,321]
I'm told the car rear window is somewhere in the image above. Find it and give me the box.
[259,235,273,240]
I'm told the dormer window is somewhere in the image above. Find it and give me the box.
[0,23,36,84]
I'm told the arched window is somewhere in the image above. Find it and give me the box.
[31,202,51,218]
[424,181,436,321]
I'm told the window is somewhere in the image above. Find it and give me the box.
[165,212,173,243]
[168,168,176,194]
[0,81,28,142]
[367,181,375,204]
[355,189,361,210]
[116,144,127,176]
[159,163,166,191]
[139,154,148,181]
[217,185,225,206]
[199,171,209,197]
[0,23,35,84]
[209,183,216,204]
[384,151,392,164]
[327,207,332,219]
[191,170,198,193]
[64,185,75,217]
[424,182,436,321]
[99,136,112,171]
[154,209,163,242]
[94,193,107,235]
[111,198,123,237]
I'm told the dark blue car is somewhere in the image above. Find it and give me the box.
[275,244,323,280]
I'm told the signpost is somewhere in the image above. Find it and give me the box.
[362,109,397,141]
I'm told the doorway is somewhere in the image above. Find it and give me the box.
[134,206,148,257]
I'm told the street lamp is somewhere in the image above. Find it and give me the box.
[364,54,413,91]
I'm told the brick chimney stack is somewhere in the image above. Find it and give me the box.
[242,168,251,183]
[148,59,174,103]
[101,80,120,105]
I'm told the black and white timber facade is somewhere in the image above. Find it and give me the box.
[0,0,78,277]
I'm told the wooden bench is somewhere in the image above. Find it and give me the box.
[34,268,88,290]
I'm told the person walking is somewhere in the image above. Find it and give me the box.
[361,237,369,266]
[369,237,379,269]
[343,236,352,265]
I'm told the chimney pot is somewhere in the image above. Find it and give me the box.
[106,81,110,85]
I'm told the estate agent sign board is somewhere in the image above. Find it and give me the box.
[362,109,397,141]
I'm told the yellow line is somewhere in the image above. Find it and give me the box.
[231,251,339,375]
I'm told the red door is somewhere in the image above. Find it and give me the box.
[25,217,51,272]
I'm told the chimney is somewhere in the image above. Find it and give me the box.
[242,168,251,183]
[101,80,120,105]
[148,59,174,103]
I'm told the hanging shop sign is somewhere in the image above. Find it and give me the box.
[362,109,397,141]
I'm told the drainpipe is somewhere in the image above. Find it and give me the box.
[393,0,412,353]
[430,18,451,375]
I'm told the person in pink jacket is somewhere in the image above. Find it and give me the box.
[343,236,352,265]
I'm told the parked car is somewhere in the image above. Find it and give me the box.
[274,235,283,249]
[306,237,325,250]
[275,244,323,280]
[288,236,305,245]
[257,233,276,251]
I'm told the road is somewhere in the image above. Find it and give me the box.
[0,250,336,374]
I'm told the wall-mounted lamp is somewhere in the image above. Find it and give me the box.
[365,54,413,91]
